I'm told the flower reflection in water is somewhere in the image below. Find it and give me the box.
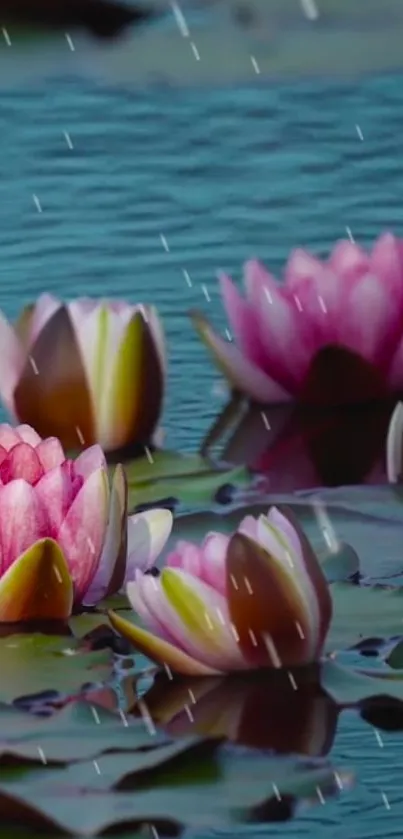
[138,667,338,758]
[202,389,396,491]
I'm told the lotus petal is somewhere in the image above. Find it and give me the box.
[0,538,73,622]
[275,506,332,653]
[0,442,44,486]
[13,304,35,348]
[35,465,79,535]
[16,425,42,447]
[13,306,96,449]
[126,508,173,578]
[190,310,291,404]
[74,444,107,479]
[57,467,109,601]
[35,437,66,471]
[108,610,220,676]
[386,401,403,483]
[100,310,164,450]
[29,293,62,346]
[0,311,26,414]
[0,479,48,574]
[125,575,182,644]
[220,273,268,372]
[159,569,247,671]
[0,424,24,452]
[226,533,312,668]
[146,305,167,375]
[83,464,128,605]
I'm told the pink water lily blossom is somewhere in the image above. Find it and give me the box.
[0,424,173,622]
[0,294,166,452]
[191,233,403,406]
[109,506,332,676]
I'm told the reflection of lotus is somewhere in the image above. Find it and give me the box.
[0,424,172,622]
[0,294,165,453]
[192,233,403,407]
[0,0,156,40]
[109,506,332,676]
[140,669,338,757]
[202,397,394,490]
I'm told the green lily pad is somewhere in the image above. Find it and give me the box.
[122,449,250,511]
[21,736,214,787]
[321,660,403,706]
[386,640,403,669]
[328,584,403,652]
[0,700,169,763]
[320,543,360,583]
[0,744,353,835]
[0,634,112,703]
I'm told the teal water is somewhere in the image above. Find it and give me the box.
[2,32,403,838]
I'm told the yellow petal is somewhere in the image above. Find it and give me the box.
[160,568,244,670]
[108,610,219,676]
[99,311,164,451]
[0,538,73,622]
[105,464,128,595]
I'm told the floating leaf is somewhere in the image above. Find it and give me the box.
[320,543,360,583]
[328,584,403,652]
[386,640,403,669]
[25,736,216,788]
[68,613,111,639]
[0,700,168,763]
[0,634,112,703]
[0,744,352,835]
[321,660,403,706]
[123,449,250,511]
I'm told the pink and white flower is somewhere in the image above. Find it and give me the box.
[0,294,166,452]
[0,424,172,622]
[192,233,403,406]
[109,506,332,676]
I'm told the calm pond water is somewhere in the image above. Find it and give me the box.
[2,6,403,837]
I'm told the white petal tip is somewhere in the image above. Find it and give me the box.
[386,402,403,483]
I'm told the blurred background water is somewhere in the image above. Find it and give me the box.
[2,0,403,835]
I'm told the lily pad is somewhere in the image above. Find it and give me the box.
[328,584,403,652]
[0,744,353,835]
[123,449,250,511]
[0,700,169,763]
[0,634,112,703]
[386,640,403,669]
[320,544,360,584]
[321,660,403,706]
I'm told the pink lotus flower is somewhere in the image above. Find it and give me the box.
[191,233,403,406]
[0,294,165,452]
[0,424,173,622]
[109,506,332,676]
